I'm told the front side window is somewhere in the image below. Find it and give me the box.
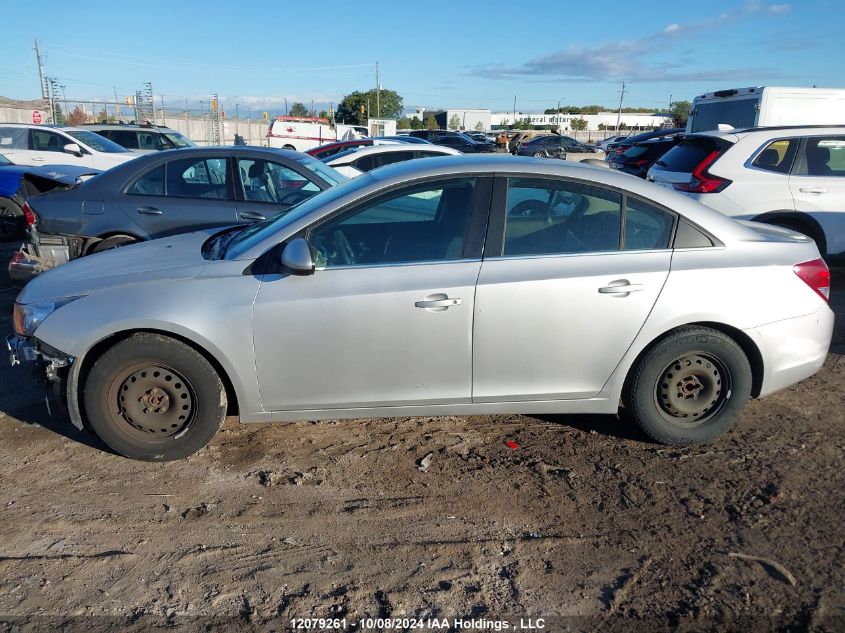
[137,132,160,150]
[165,157,230,199]
[127,165,165,196]
[308,178,477,267]
[751,139,798,173]
[30,129,69,153]
[503,178,622,256]
[798,137,845,177]
[238,159,320,203]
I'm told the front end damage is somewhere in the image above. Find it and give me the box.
[6,333,82,428]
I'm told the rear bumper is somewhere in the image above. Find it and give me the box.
[7,232,74,286]
[745,304,835,398]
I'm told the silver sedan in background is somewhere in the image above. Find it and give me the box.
[8,156,834,461]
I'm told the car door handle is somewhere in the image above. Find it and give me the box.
[239,211,266,221]
[799,187,827,194]
[136,206,163,215]
[415,296,461,310]
[598,280,644,295]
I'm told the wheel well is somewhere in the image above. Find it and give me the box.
[76,329,240,420]
[752,211,827,256]
[625,322,765,398]
[83,232,144,256]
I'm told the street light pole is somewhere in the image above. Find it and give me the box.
[556,97,565,131]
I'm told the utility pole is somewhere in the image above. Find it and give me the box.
[615,80,628,134]
[376,61,380,118]
[284,98,288,116]
[113,87,120,119]
[34,40,50,123]
[513,95,516,127]
[160,95,165,126]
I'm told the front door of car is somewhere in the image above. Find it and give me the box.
[252,177,490,411]
[235,157,325,224]
[472,176,674,402]
[27,128,88,167]
[788,135,845,257]
[118,156,239,238]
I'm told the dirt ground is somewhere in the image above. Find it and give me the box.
[0,241,842,633]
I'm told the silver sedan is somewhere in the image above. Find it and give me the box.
[8,156,834,461]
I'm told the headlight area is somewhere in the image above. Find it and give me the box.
[9,298,82,415]
[13,297,82,337]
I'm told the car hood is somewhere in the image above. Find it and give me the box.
[17,228,220,304]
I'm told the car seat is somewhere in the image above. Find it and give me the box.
[805,143,832,176]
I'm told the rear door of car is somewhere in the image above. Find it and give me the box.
[472,175,674,401]
[789,135,845,257]
[118,155,239,237]
[234,156,328,223]
[0,126,33,164]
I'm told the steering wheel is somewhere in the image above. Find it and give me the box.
[510,199,553,218]
[333,230,356,265]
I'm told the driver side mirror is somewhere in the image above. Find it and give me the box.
[280,237,315,275]
[63,143,83,157]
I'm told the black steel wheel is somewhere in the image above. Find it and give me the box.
[623,326,752,445]
[84,333,227,461]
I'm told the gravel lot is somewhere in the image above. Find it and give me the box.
[0,241,842,632]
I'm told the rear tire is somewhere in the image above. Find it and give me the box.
[90,234,138,254]
[83,333,227,461]
[533,151,545,158]
[0,197,25,241]
[623,326,752,445]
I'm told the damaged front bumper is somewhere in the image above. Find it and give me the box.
[7,333,78,424]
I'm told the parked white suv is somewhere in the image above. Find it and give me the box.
[0,123,136,170]
[647,125,845,261]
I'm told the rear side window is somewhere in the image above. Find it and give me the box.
[165,157,230,199]
[624,198,674,250]
[503,178,622,256]
[751,139,798,174]
[107,130,140,149]
[373,151,414,168]
[127,165,164,195]
[0,127,29,150]
[654,137,723,173]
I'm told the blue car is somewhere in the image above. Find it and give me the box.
[0,154,100,240]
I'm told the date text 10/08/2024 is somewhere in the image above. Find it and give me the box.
[290,617,546,630]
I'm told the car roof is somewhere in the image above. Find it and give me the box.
[82,124,180,132]
[689,124,845,140]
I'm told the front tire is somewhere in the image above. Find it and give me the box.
[533,151,545,158]
[83,333,227,461]
[623,326,752,445]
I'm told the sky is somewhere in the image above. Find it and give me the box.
[1,0,843,116]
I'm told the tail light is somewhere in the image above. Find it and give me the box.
[632,159,650,167]
[672,150,731,193]
[22,201,36,226]
[793,258,830,301]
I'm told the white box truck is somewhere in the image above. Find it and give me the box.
[686,86,845,133]
[267,116,368,152]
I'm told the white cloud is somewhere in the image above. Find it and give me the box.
[769,3,790,13]
[664,24,681,34]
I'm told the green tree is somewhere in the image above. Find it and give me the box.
[425,115,437,130]
[51,102,65,125]
[570,117,588,131]
[448,114,461,130]
[669,100,692,127]
[474,121,484,131]
[515,117,534,130]
[397,117,411,129]
[409,116,423,130]
[289,102,308,117]
[318,109,328,119]
[335,88,404,125]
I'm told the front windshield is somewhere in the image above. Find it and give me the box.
[294,154,347,187]
[225,175,371,259]
[323,148,359,163]
[66,130,130,153]
[163,132,196,148]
